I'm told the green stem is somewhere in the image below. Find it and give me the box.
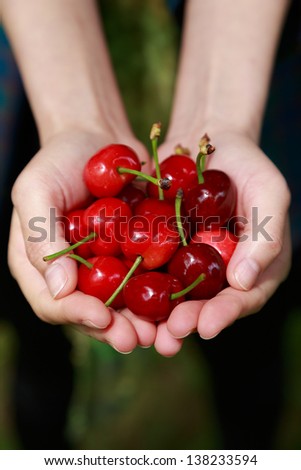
[170,273,206,300]
[150,122,164,200]
[43,232,97,262]
[196,152,206,184]
[105,255,143,307]
[175,189,187,246]
[196,137,215,184]
[117,167,171,191]
[151,138,164,200]
[117,167,158,185]
[67,253,93,269]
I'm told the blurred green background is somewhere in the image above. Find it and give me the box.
[1,0,301,450]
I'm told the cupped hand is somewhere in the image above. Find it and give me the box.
[8,129,156,353]
[154,130,291,352]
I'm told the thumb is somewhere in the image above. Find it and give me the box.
[227,203,290,291]
[12,176,78,299]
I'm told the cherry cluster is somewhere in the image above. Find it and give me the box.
[44,126,238,322]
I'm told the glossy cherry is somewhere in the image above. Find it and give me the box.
[64,209,94,258]
[167,243,226,300]
[184,169,236,231]
[84,197,132,256]
[117,183,146,210]
[123,272,185,321]
[135,195,190,237]
[183,135,236,230]
[84,144,141,198]
[147,154,198,200]
[120,255,146,276]
[134,198,175,218]
[191,228,238,266]
[120,212,180,270]
[135,197,178,228]
[77,255,128,309]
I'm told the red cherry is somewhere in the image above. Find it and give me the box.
[120,255,146,276]
[77,256,128,309]
[123,272,185,321]
[184,169,236,231]
[64,209,94,258]
[84,197,132,256]
[168,243,226,299]
[117,183,146,210]
[134,197,176,220]
[147,154,198,200]
[191,228,238,266]
[84,144,141,198]
[120,213,180,270]
[64,209,87,243]
[135,196,189,237]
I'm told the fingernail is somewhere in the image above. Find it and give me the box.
[199,332,219,340]
[45,262,68,298]
[81,319,105,329]
[112,346,134,355]
[108,342,133,354]
[173,330,194,339]
[234,258,260,290]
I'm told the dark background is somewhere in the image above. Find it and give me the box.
[1,0,301,450]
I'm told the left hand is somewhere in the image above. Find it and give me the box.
[152,130,291,355]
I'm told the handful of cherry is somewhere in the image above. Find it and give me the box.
[44,125,238,322]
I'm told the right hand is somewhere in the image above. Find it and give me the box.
[8,128,156,353]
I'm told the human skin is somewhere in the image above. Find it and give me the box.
[2,0,291,356]
[2,0,155,353]
[155,0,292,355]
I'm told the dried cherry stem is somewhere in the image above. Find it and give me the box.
[196,133,215,184]
[117,167,171,191]
[170,273,206,300]
[174,144,191,155]
[175,189,187,247]
[67,253,93,269]
[43,232,97,262]
[105,255,143,307]
[150,122,164,200]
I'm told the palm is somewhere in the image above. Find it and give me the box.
[8,130,157,353]
[156,130,291,345]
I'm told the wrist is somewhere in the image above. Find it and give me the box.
[38,104,133,147]
[166,113,261,151]
[165,0,290,149]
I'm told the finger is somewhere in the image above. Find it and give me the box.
[9,217,138,352]
[11,198,77,298]
[228,177,291,291]
[198,243,291,340]
[8,213,111,328]
[167,300,206,339]
[12,265,112,329]
[121,309,157,348]
[154,322,183,357]
[76,310,138,354]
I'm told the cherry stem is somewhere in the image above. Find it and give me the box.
[196,151,206,184]
[117,167,171,191]
[67,253,93,269]
[43,232,97,262]
[196,134,215,184]
[150,122,164,201]
[105,255,143,307]
[174,144,191,156]
[170,273,206,300]
[175,189,187,247]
